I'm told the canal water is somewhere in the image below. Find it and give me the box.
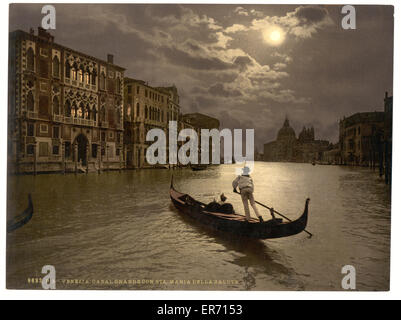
[6,162,391,290]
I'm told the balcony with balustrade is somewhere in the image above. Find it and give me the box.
[53,114,96,127]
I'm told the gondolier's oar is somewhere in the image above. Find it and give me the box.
[234,190,313,237]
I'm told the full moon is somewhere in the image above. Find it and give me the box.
[263,27,285,46]
[270,30,281,42]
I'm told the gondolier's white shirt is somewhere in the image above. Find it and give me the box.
[232,175,254,192]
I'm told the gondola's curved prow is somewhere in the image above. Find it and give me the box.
[170,177,310,239]
[7,194,34,233]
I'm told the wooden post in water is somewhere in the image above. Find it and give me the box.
[97,143,101,174]
[120,150,122,173]
[33,143,37,176]
[106,145,109,172]
[74,142,78,175]
[62,141,66,175]
[86,142,89,174]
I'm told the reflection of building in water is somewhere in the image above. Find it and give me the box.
[8,27,125,174]
[339,111,385,166]
[263,117,330,163]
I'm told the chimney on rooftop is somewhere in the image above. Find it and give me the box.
[107,54,114,64]
[37,27,54,43]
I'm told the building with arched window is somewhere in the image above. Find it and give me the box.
[8,27,125,174]
[124,77,170,168]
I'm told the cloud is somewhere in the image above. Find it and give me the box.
[228,5,333,40]
[225,24,248,34]
[273,62,287,70]
[234,7,249,16]
[278,5,334,38]
[271,52,293,63]
[233,55,254,71]
[295,5,330,25]
[208,83,242,97]
[234,7,264,18]
[158,46,235,71]
[250,9,264,18]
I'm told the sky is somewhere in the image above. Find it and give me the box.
[9,4,394,150]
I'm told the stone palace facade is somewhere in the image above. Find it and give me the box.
[8,28,125,174]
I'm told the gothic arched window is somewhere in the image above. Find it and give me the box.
[85,67,91,85]
[93,107,97,122]
[145,106,148,119]
[78,103,84,118]
[72,102,78,118]
[136,103,140,118]
[65,100,71,117]
[27,48,34,71]
[53,96,60,115]
[79,66,84,83]
[91,70,97,85]
[85,105,90,119]
[72,63,78,80]
[65,61,71,78]
[27,91,34,111]
[52,56,60,77]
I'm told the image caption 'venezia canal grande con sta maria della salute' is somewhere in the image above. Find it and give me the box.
[6,4,392,291]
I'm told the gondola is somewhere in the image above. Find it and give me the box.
[7,194,33,233]
[170,180,310,239]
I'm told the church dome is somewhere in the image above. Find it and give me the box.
[277,117,296,140]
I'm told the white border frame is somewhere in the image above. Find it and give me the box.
[1,0,399,300]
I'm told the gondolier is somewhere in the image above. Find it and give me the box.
[232,167,264,223]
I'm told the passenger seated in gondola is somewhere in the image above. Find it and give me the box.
[205,194,235,214]
[218,193,235,214]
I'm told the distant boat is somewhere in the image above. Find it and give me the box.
[7,194,33,233]
[170,179,310,239]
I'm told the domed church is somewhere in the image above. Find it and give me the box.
[274,117,297,161]
[263,117,330,162]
